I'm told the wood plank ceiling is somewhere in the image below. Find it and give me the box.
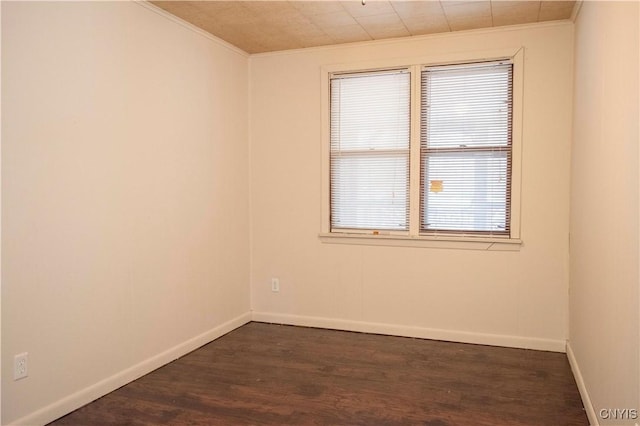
[151,1,577,54]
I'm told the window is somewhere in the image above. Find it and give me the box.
[322,51,523,247]
[421,61,512,235]
[330,70,410,231]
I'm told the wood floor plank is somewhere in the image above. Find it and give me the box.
[49,322,588,425]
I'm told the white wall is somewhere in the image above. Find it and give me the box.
[249,23,574,351]
[1,2,250,424]
[9,2,635,424]
[568,2,639,425]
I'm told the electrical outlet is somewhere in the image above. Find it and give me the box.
[14,352,28,380]
[271,278,280,292]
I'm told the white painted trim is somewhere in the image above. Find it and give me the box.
[509,47,524,240]
[8,312,252,426]
[252,311,566,353]
[409,64,422,236]
[319,232,522,251]
[134,1,249,58]
[566,342,599,426]
[319,64,330,235]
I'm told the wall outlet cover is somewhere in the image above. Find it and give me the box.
[14,352,28,380]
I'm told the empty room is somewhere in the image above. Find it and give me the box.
[1,0,638,425]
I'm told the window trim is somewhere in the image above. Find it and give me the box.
[320,47,524,250]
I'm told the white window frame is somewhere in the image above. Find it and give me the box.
[320,48,524,251]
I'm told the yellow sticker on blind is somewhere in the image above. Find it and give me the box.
[430,180,443,193]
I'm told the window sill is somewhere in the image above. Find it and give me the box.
[318,232,522,251]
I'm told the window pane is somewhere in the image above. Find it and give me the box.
[331,71,410,151]
[331,153,408,230]
[422,64,512,149]
[422,151,508,232]
[330,69,410,231]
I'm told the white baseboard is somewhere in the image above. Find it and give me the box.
[566,342,598,426]
[10,311,568,425]
[9,311,252,426]
[251,311,567,352]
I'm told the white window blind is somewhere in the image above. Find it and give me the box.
[421,61,513,235]
[330,69,410,231]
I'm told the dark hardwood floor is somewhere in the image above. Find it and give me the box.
[50,322,588,425]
